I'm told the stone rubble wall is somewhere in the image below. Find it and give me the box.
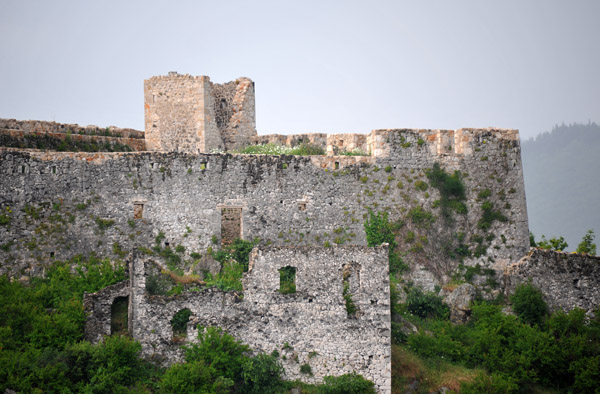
[0,126,529,290]
[504,248,600,314]
[0,118,144,139]
[0,128,146,151]
[83,279,131,343]
[0,118,146,151]
[86,246,391,393]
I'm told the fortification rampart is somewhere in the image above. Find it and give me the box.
[0,125,528,291]
[0,118,145,152]
[84,245,392,393]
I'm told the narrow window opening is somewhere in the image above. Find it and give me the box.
[20,165,26,174]
[221,207,242,246]
[279,266,297,294]
[111,296,129,336]
[51,166,56,174]
[334,162,340,170]
[50,252,55,258]
[164,241,170,248]
[170,308,192,342]
[200,162,207,171]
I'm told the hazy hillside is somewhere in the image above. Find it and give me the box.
[521,122,600,251]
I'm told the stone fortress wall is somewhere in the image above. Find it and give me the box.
[2,73,599,393]
[84,246,392,393]
[0,125,529,285]
[0,118,146,151]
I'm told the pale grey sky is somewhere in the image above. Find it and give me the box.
[0,0,598,139]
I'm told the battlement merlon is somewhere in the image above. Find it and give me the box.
[144,72,257,154]
[253,127,521,159]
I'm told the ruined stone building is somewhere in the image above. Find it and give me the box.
[1,73,599,394]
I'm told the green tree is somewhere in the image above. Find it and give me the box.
[537,235,568,251]
[576,229,596,255]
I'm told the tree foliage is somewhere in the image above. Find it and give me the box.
[576,229,597,255]
[510,283,549,327]
[364,209,406,274]
[537,234,568,251]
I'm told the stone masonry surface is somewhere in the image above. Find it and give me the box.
[0,127,529,289]
[504,248,600,314]
[84,246,392,393]
[6,72,590,394]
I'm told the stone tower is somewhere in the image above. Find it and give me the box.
[144,72,257,153]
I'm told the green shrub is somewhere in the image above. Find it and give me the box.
[160,360,223,394]
[408,206,435,227]
[510,283,548,326]
[478,201,507,230]
[414,180,428,191]
[300,363,313,375]
[460,372,518,394]
[316,373,376,394]
[576,229,596,255]
[425,163,467,220]
[94,216,115,231]
[405,287,450,319]
[241,353,284,394]
[477,188,492,199]
[364,210,406,274]
[537,234,568,251]
[185,327,248,378]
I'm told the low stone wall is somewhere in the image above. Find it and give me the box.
[0,118,144,139]
[504,248,600,313]
[0,128,146,151]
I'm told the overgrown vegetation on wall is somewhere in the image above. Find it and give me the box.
[0,132,135,152]
[0,254,378,393]
[228,142,325,156]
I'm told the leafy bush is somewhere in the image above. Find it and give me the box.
[408,206,435,227]
[477,201,507,230]
[425,163,467,220]
[316,373,376,394]
[536,234,568,251]
[510,283,548,326]
[576,229,596,255]
[364,210,406,274]
[405,287,450,319]
[460,372,518,394]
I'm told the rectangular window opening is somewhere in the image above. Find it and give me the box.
[279,266,296,294]
[133,203,144,219]
[221,207,242,246]
[334,162,340,170]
